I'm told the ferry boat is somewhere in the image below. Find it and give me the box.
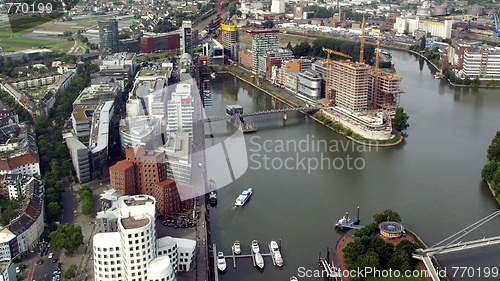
[251,240,260,253]
[255,252,264,269]
[235,188,252,206]
[270,240,283,266]
[232,240,241,255]
[217,252,226,271]
[335,212,360,230]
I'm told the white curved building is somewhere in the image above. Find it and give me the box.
[147,256,175,281]
[93,233,122,281]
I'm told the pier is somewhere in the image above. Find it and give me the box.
[335,207,362,230]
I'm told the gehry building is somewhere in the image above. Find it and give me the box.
[93,193,196,281]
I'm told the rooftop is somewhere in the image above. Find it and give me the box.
[72,105,96,123]
[121,215,150,229]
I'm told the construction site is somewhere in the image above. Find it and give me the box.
[322,17,404,140]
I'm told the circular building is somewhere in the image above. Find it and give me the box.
[378,221,405,238]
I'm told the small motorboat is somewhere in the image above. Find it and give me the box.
[217,252,226,271]
[290,276,299,281]
[255,252,264,269]
[251,240,260,253]
[232,240,241,255]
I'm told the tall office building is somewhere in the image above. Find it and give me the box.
[330,60,372,111]
[221,23,238,56]
[247,29,280,74]
[99,19,119,55]
[180,21,193,56]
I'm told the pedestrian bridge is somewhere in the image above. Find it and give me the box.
[200,106,323,123]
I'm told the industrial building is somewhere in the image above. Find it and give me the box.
[247,29,280,74]
[462,47,500,79]
[394,17,452,39]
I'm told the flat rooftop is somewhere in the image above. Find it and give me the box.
[72,105,96,122]
[121,215,150,229]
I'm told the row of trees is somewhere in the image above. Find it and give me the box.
[342,210,421,281]
[481,131,500,202]
[79,186,94,215]
[286,38,376,64]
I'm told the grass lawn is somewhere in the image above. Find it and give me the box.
[51,40,75,53]
[0,37,57,52]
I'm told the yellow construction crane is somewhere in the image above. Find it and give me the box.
[360,16,365,63]
[322,47,352,107]
[372,36,381,110]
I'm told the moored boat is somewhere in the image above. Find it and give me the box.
[270,240,283,266]
[217,252,226,271]
[232,240,241,255]
[251,240,260,253]
[209,191,217,204]
[235,188,252,206]
[255,252,264,269]
[290,276,298,281]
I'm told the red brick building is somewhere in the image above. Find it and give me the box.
[140,31,181,53]
[108,145,182,219]
[238,49,252,70]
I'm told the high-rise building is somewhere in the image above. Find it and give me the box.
[221,23,238,56]
[247,29,280,74]
[331,60,372,111]
[180,21,193,56]
[271,0,285,13]
[98,19,119,55]
[166,84,194,136]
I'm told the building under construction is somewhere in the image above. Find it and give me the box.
[329,61,403,112]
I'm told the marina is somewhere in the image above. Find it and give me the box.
[212,240,285,275]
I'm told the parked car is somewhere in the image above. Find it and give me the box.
[48,253,53,259]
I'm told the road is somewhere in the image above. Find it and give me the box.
[68,33,86,55]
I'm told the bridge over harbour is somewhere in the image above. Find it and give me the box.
[412,210,500,281]
[199,106,323,123]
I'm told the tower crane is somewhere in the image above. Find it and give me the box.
[372,36,381,110]
[322,48,352,107]
[359,16,365,63]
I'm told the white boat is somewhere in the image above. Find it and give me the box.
[274,252,283,267]
[255,252,264,269]
[211,72,216,79]
[232,240,241,255]
[235,188,252,206]
[270,241,283,266]
[251,240,260,253]
[217,252,226,271]
[290,276,299,281]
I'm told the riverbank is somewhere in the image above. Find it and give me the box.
[204,65,403,147]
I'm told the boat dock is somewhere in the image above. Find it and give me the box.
[318,248,341,281]
[335,207,362,230]
[212,240,283,276]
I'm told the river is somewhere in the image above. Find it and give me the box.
[204,50,500,281]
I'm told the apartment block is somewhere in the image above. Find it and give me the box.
[331,60,372,111]
[247,29,280,74]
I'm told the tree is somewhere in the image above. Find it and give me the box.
[420,36,426,50]
[482,161,498,182]
[92,171,102,180]
[262,20,275,29]
[64,264,77,279]
[373,209,401,224]
[47,202,62,219]
[49,224,84,255]
[286,41,293,51]
[228,2,237,17]
[487,132,500,162]
[393,107,410,132]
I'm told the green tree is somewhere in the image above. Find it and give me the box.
[393,107,410,132]
[373,209,401,223]
[228,2,237,17]
[262,20,275,29]
[482,161,498,182]
[64,264,77,279]
[47,202,62,219]
[420,36,426,50]
[487,132,500,162]
[62,160,73,175]
[92,171,102,180]
[49,224,84,255]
